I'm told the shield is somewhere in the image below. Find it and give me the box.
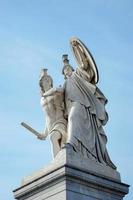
[70,37,99,84]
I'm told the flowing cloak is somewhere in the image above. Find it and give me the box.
[64,71,116,169]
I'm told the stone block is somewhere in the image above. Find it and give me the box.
[13,146,129,200]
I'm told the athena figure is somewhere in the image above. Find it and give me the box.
[62,38,116,169]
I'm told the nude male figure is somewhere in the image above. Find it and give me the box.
[38,70,67,158]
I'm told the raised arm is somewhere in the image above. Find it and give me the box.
[71,40,89,70]
[70,37,99,84]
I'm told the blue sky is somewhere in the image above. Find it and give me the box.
[0,0,133,199]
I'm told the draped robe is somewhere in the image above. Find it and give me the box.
[64,69,116,169]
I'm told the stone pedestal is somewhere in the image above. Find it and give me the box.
[13,146,129,200]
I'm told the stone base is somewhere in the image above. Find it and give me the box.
[13,146,129,200]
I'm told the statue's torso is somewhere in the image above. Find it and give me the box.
[42,90,65,130]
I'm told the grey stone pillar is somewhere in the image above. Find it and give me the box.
[13,146,129,200]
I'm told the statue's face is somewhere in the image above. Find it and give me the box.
[43,80,52,93]
[64,66,73,78]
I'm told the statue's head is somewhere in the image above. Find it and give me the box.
[44,79,53,93]
[62,65,74,79]
[39,68,53,94]
[41,78,53,94]
[62,54,74,79]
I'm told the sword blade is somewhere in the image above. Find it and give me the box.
[21,122,40,136]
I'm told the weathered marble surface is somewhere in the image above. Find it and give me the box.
[21,145,120,186]
[37,69,67,157]
[22,38,117,168]
[13,146,129,200]
[17,37,130,200]
[62,38,116,169]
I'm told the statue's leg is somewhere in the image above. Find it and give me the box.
[50,131,62,158]
[67,102,86,145]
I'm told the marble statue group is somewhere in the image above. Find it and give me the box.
[15,36,129,200]
[22,37,116,170]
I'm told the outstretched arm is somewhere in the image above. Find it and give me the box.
[42,87,64,97]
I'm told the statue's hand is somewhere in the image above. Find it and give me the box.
[37,133,46,140]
